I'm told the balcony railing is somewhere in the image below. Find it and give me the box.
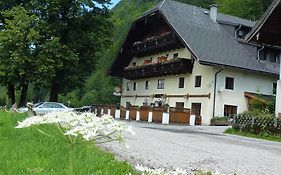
[131,32,183,57]
[123,58,193,80]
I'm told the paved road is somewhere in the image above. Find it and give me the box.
[103,122,281,175]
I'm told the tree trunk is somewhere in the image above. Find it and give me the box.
[50,80,59,102]
[7,84,15,108]
[19,83,29,107]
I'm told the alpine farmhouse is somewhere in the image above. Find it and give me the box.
[110,0,280,125]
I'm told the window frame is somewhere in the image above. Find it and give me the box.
[133,82,137,91]
[195,75,202,88]
[126,82,130,91]
[157,79,165,89]
[273,82,277,95]
[225,77,234,90]
[145,80,149,90]
[178,77,185,88]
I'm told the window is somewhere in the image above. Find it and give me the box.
[173,53,179,59]
[224,105,237,116]
[176,102,184,108]
[132,62,136,67]
[145,80,149,90]
[273,83,277,95]
[195,75,202,87]
[258,48,280,63]
[179,77,185,88]
[225,77,234,90]
[157,79,165,89]
[126,82,130,91]
[133,82,137,91]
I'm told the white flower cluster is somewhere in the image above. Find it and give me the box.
[135,164,188,175]
[16,112,135,144]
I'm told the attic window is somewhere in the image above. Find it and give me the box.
[203,10,209,15]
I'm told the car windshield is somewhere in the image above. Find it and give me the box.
[34,102,43,107]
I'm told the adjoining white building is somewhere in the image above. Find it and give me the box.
[110,0,280,125]
[245,0,281,118]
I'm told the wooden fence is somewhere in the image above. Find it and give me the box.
[152,107,164,123]
[140,106,150,121]
[169,107,190,124]
[91,105,203,125]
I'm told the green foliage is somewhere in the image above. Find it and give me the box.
[217,0,273,20]
[78,0,159,105]
[0,112,137,174]
[0,6,40,85]
[58,90,81,108]
[225,128,281,142]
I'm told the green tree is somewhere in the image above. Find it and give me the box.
[216,0,264,20]
[0,6,40,107]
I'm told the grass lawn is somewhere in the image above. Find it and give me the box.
[225,128,281,142]
[0,112,138,175]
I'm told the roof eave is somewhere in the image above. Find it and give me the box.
[199,60,279,76]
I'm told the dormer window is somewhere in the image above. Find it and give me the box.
[132,62,136,67]
[258,47,280,63]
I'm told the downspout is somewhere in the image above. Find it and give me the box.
[235,25,242,38]
[257,45,265,62]
[212,67,224,118]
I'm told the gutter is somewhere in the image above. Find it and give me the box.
[257,45,265,62]
[212,67,224,118]
[234,25,242,38]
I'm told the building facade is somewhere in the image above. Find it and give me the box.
[110,0,280,125]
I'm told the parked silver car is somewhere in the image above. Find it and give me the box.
[19,102,73,115]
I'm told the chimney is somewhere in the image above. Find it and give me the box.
[210,4,218,22]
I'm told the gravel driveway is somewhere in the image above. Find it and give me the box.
[103,122,281,175]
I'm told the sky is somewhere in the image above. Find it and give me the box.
[109,0,121,9]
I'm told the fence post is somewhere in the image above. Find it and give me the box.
[251,116,255,127]
[148,111,153,123]
[125,110,130,120]
[190,115,195,126]
[162,112,169,124]
[136,111,140,121]
[115,109,120,119]
[108,109,111,115]
[101,108,104,115]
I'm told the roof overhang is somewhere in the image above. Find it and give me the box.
[245,0,281,46]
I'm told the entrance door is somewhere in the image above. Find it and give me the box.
[191,103,201,117]
[191,103,202,125]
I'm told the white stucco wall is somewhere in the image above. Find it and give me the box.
[121,48,278,125]
[214,68,277,117]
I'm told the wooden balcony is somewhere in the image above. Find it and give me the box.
[123,58,193,80]
[131,32,184,57]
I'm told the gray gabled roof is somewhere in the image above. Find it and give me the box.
[155,0,279,75]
